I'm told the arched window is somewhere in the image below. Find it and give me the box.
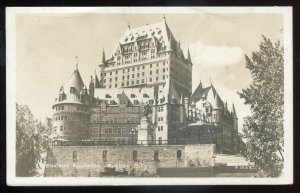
[73,151,77,161]
[177,150,182,160]
[133,150,138,161]
[154,150,159,162]
[102,150,107,161]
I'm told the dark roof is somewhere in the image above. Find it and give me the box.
[66,69,84,94]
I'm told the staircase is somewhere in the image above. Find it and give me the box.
[214,154,254,166]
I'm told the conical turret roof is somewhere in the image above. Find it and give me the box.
[66,69,84,94]
[232,103,237,118]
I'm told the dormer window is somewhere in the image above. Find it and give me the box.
[70,87,75,94]
[105,94,111,98]
[131,94,135,98]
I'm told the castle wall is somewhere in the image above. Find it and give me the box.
[44,144,214,177]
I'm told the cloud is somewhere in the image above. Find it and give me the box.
[188,41,244,67]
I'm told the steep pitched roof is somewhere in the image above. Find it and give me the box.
[232,103,237,118]
[95,74,101,88]
[65,69,84,95]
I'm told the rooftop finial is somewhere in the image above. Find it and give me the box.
[163,13,166,21]
[128,14,131,29]
[75,55,78,69]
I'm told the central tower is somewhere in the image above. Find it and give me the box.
[98,18,193,98]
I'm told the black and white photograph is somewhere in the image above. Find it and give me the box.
[6,7,293,185]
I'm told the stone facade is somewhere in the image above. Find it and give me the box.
[51,18,242,154]
[44,144,215,177]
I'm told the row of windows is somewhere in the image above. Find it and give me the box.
[104,61,168,76]
[157,126,164,131]
[158,106,164,112]
[54,115,89,122]
[158,117,164,121]
[104,69,168,83]
[92,116,140,124]
[102,127,137,134]
[54,105,88,112]
[92,127,131,134]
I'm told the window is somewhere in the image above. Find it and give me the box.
[132,74,135,78]
[109,128,112,134]
[150,64,152,68]
[177,150,182,160]
[143,93,148,98]
[110,72,112,75]
[109,78,112,82]
[141,79,145,83]
[131,81,134,85]
[134,100,139,105]
[142,72,145,76]
[60,126,63,131]
[137,73,139,77]
[154,150,159,161]
[137,66,140,70]
[163,68,165,72]
[149,78,152,82]
[73,151,77,161]
[161,126,163,131]
[115,77,118,81]
[131,94,135,98]
[115,84,117,88]
[70,87,75,94]
[136,80,139,84]
[156,77,159,81]
[150,71,152,75]
[133,150,138,161]
[102,150,107,161]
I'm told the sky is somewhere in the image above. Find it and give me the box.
[15,12,283,132]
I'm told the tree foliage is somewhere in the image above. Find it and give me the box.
[16,103,52,176]
[238,36,284,177]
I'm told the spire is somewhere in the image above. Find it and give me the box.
[102,48,106,64]
[167,33,173,51]
[213,94,221,110]
[94,71,100,88]
[75,55,78,69]
[232,103,237,118]
[128,14,131,29]
[187,45,192,63]
[163,13,166,21]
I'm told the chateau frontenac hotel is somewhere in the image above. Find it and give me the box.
[51,17,243,160]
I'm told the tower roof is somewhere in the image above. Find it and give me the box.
[66,69,85,94]
[186,46,192,64]
[119,19,175,50]
[232,103,237,118]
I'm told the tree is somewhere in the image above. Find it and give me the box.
[238,35,284,177]
[16,103,52,176]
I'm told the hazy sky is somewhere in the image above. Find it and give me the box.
[15,13,283,131]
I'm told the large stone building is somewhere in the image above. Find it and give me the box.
[52,18,242,154]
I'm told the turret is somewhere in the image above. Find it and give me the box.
[232,103,238,131]
[186,46,192,64]
[212,94,222,124]
[184,97,189,119]
[89,76,95,103]
[99,48,106,88]
[58,86,66,102]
